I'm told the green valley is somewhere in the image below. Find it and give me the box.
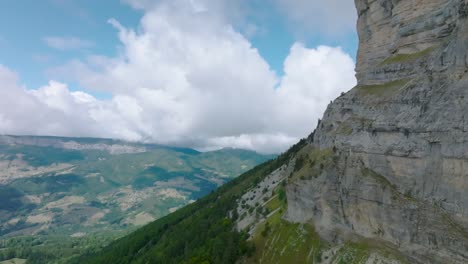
[0,136,274,264]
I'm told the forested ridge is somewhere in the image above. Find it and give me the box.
[74,139,306,264]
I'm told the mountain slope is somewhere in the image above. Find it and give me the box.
[0,136,274,263]
[74,140,305,264]
[79,0,467,263]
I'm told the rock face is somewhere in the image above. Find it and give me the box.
[285,0,468,263]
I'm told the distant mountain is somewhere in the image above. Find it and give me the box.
[0,135,274,263]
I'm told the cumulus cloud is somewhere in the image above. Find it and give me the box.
[43,36,95,50]
[0,65,149,141]
[0,66,93,136]
[274,44,356,136]
[276,0,357,35]
[2,0,356,153]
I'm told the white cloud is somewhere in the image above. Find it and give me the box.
[276,0,357,35]
[0,66,89,136]
[1,0,356,153]
[43,36,95,50]
[0,65,149,141]
[273,44,356,137]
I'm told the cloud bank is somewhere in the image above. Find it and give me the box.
[1,0,356,153]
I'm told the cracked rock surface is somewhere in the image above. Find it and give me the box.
[285,0,468,263]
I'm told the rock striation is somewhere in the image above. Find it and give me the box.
[285,0,468,263]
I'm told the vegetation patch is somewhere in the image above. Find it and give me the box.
[250,210,327,264]
[265,196,281,212]
[332,239,411,264]
[0,258,26,264]
[332,242,370,264]
[334,123,353,136]
[357,79,410,96]
[361,167,418,203]
[0,186,24,212]
[264,185,287,214]
[380,46,436,65]
[361,168,395,189]
[0,233,123,264]
[440,211,468,240]
[290,147,334,182]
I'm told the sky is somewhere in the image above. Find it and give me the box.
[0,0,358,154]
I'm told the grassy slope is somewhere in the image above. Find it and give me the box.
[245,182,327,264]
[0,259,26,264]
[74,140,307,264]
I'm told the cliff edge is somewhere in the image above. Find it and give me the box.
[285,0,468,263]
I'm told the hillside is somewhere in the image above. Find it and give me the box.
[79,0,468,263]
[0,136,274,263]
[74,140,306,264]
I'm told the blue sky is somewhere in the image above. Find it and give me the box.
[0,0,357,91]
[0,0,138,91]
[0,0,358,153]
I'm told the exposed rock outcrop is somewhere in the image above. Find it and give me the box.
[285,0,468,263]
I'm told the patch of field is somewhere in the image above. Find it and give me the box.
[71,232,87,238]
[85,172,100,178]
[101,186,188,212]
[23,195,42,204]
[0,258,26,264]
[26,213,53,224]
[154,177,200,192]
[157,188,188,200]
[0,158,74,184]
[7,218,21,225]
[125,212,155,226]
[168,206,181,213]
[44,195,85,210]
[104,186,153,211]
[86,211,107,225]
[55,167,76,175]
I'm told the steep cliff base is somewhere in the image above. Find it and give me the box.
[235,143,466,263]
[284,148,467,263]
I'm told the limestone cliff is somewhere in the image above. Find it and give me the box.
[284,0,468,263]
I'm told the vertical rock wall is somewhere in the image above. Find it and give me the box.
[285,1,468,263]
